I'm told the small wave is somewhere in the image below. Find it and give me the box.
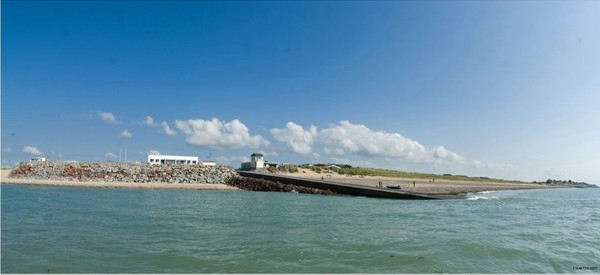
[467,195,499,201]
[478,191,497,194]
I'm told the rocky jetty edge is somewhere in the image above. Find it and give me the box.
[225,176,338,195]
[7,161,237,184]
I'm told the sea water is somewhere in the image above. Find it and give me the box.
[1,184,598,273]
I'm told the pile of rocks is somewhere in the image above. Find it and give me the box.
[9,161,237,184]
[226,176,338,195]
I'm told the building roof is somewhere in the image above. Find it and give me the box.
[251,153,264,157]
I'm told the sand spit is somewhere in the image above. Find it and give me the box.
[278,168,562,195]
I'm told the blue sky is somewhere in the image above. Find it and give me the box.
[2,1,599,184]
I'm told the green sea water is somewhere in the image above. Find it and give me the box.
[1,184,598,273]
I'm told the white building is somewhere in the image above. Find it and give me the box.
[148,155,198,165]
[31,157,46,162]
[240,153,279,170]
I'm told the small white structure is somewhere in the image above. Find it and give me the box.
[202,160,216,166]
[241,153,264,170]
[240,153,279,170]
[148,155,198,165]
[31,157,46,162]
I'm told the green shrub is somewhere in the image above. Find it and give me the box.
[277,165,298,173]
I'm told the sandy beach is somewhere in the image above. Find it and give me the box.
[1,169,238,190]
[280,168,560,195]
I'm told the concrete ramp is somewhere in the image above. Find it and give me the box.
[236,171,465,200]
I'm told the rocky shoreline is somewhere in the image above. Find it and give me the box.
[7,161,338,194]
[8,161,237,184]
[537,179,598,188]
[225,176,338,195]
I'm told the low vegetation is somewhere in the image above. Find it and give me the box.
[268,165,298,174]
[271,163,526,184]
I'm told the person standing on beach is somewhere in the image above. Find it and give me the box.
[413,180,415,188]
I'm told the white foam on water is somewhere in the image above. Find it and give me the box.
[467,195,499,201]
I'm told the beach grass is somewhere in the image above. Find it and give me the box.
[287,164,526,184]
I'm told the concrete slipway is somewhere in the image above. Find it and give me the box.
[237,171,466,200]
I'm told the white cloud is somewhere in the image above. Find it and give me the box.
[99,112,118,124]
[145,116,156,126]
[105,152,117,159]
[270,122,317,155]
[258,150,279,157]
[323,146,346,156]
[23,146,44,156]
[120,130,132,138]
[470,159,515,171]
[175,118,270,150]
[2,147,12,153]
[319,121,428,161]
[161,122,177,136]
[270,120,500,169]
[431,146,464,164]
[148,150,161,155]
[327,156,376,168]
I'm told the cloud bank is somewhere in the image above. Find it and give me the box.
[270,120,480,167]
[319,121,428,161]
[270,122,317,155]
[107,114,508,176]
[175,118,269,150]
[23,146,44,156]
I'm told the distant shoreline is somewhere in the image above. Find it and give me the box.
[1,169,238,191]
[1,167,571,195]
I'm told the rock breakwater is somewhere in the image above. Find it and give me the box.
[226,176,338,195]
[9,161,237,184]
